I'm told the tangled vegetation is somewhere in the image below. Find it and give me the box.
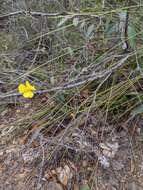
[0,1,143,189]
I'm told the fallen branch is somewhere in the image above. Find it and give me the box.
[0,5,143,20]
[0,10,99,19]
[0,10,67,19]
[0,53,132,100]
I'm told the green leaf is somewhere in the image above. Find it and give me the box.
[86,24,95,39]
[57,16,69,27]
[131,105,143,116]
[50,76,55,85]
[80,21,86,29]
[67,47,74,57]
[105,23,118,36]
[128,25,137,49]
[118,11,127,20]
[55,92,66,103]
[73,17,79,26]
[80,184,90,190]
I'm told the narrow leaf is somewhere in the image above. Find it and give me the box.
[105,23,118,36]
[80,21,86,29]
[73,17,79,26]
[131,105,143,116]
[57,16,69,27]
[86,24,95,38]
[128,25,137,49]
[80,184,90,190]
[67,47,74,57]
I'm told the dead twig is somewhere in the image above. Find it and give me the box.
[0,4,142,20]
[0,11,66,19]
[0,54,132,100]
[0,10,100,19]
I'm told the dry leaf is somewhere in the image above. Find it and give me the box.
[74,184,79,190]
[44,170,56,180]
[47,181,63,190]
[99,142,119,158]
[67,160,77,172]
[80,88,90,99]
[98,156,110,168]
[70,113,76,120]
[56,165,72,186]
[112,160,124,171]
[99,143,111,151]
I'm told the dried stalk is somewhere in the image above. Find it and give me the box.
[0,54,131,100]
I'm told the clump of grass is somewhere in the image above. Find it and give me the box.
[1,2,143,188]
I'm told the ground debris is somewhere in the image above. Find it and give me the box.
[47,181,63,190]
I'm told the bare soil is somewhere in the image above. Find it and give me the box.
[0,100,143,190]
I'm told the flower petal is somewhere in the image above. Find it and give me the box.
[23,91,34,98]
[18,84,27,94]
[26,81,36,91]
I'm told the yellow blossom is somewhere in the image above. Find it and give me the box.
[18,81,36,99]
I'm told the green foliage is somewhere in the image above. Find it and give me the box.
[0,33,18,53]
[55,92,66,104]
[131,105,143,117]
[1,1,143,190]
[80,184,90,190]
[1,0,143,148]
[128,25,137,49]
[57,16,70,27]
[73,17,79,27]
[85,24,95,39]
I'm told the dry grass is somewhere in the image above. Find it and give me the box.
[1,0,143,189]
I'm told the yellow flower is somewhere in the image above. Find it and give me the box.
[18,81,36,98]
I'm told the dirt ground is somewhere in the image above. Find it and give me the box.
[0,101,143,190]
